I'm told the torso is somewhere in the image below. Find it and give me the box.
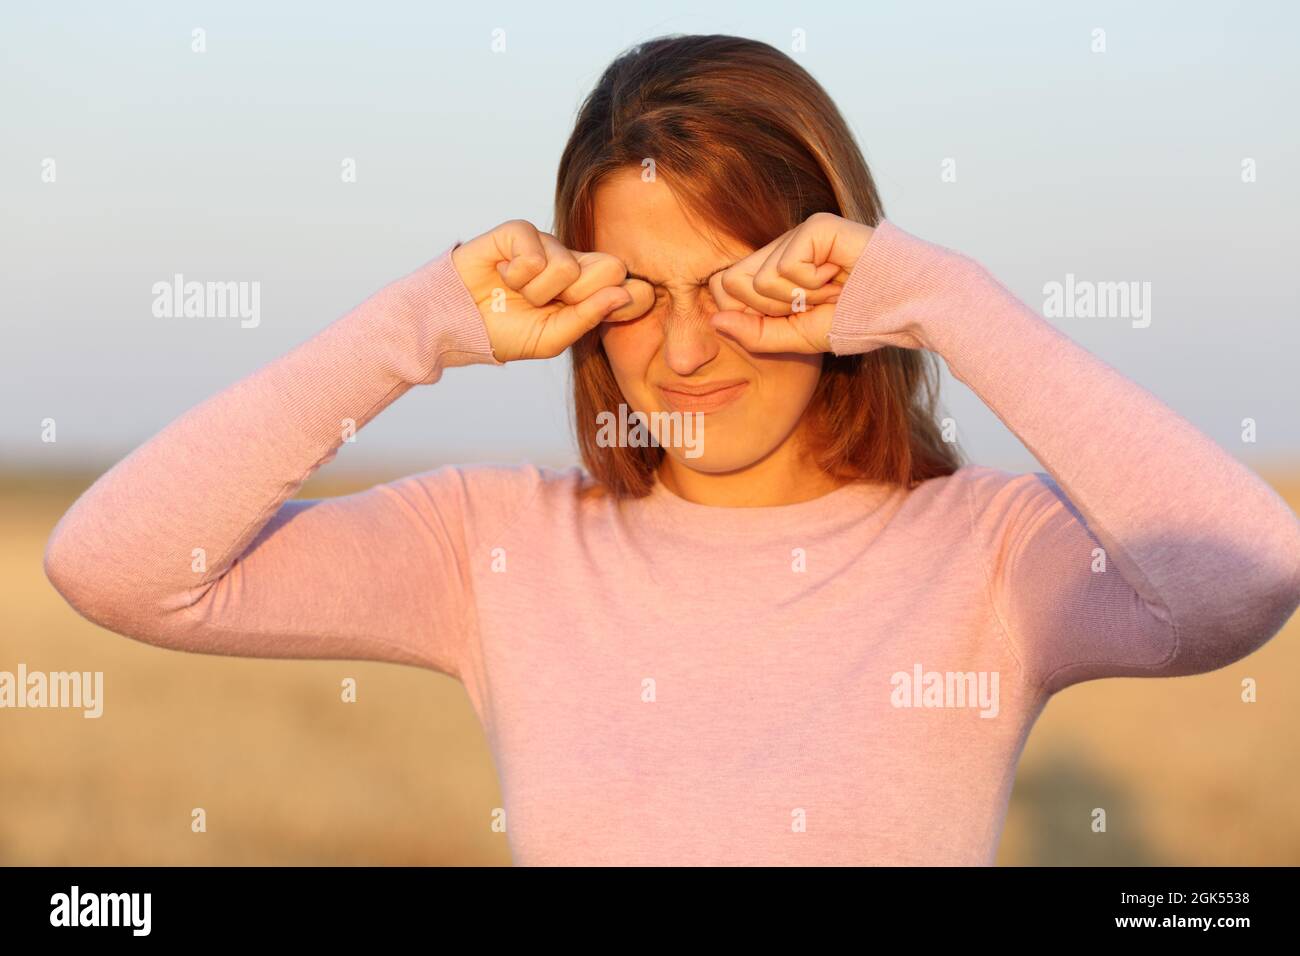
[455,465,1047,865]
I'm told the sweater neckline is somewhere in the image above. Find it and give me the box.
[632,472,903,541]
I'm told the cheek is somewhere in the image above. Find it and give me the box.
[599,319,661,390]
[754,354,823,413]
[734,354,824,446]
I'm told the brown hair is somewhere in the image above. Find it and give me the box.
[555,33,961,497]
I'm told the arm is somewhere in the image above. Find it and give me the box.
[43,244,500,678]
[828,221,1300,695]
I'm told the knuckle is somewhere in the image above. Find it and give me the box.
[753,271,782,296]
[776,250,801,274]
[589,252,626,281]
[557,258,582,284]
[515,255,546,278]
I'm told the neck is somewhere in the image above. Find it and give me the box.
[657,434,847,508]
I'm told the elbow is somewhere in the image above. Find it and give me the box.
[1160,514,1300,675]
[43,513,150,639]
[45,516,83,608]
[1251,489,1300,637]
[1260,533,1300,643]
[1254,514,1300,643]
[44,512,208,653]
[1192,530,1300,670]
[43,515,110,627]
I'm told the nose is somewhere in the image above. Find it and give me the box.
[661,288,720,375]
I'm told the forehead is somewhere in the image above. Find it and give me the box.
[591,167,749,281]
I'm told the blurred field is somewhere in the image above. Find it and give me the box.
[2,470,1297,866]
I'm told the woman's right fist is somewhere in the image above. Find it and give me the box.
[450,220,652,361]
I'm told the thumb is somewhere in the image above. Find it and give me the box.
[709,310,817,353]
[707,310,764,350]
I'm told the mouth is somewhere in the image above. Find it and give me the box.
[657,379,749,414]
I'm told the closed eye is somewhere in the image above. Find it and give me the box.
[631,277,711,292]
[624,263,734,287]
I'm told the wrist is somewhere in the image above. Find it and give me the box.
[827,221,986,356]
[378,245,501,381]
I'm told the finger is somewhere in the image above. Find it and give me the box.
[494,221,549,291]
[750,231,799,300]
[719,261,794,316]
[773,216,845,290]
[557,251,627,305]
[753,263,842,310]
[517,233,583,308]
[712,238,788,314]
[709,270,749,313]
[754,230,841,307]
[717,239,806,314]
[708,310,826,354]
[542,285,633,353]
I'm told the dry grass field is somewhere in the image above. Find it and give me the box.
[2,470,1297,866]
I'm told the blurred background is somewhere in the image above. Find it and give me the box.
[2,0,1297,864]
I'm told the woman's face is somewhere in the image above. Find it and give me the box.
[592,167,823,475]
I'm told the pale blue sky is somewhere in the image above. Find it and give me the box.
[4,1,1297,474]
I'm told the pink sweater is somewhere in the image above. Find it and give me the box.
[44,222,1300,865]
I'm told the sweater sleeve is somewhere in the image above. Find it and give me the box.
[828,221,1300,696]
[43,244,502,679]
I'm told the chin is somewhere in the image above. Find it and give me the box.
[660,440,772,475]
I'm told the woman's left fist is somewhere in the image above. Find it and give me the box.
[708,212,873,354]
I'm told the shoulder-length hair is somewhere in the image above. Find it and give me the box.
[554,33,961,497]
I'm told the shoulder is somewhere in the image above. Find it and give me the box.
[905,464,1073,526]
[391,461,597,534]
[944,463,1053,496]
[904,463,1016,505]
[420,460,580,492]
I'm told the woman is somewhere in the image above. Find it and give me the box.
[44,34,1300,865]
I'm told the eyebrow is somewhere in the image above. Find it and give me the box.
[624,257,743,287]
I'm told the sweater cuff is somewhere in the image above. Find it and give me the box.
[397,243,502,380]
[827,220,983,356]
